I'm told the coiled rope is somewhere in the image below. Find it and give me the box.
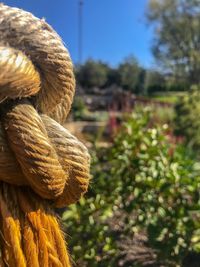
[0,3,90,266]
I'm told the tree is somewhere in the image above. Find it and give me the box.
[145,69,166,94]
[147,0,200,85]
[118,56,144,94]
[106,68,121,87]
[76,59,109,89]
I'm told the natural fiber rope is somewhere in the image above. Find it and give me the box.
[0,3,90,266]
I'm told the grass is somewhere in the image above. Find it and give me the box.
[150,91,186,104]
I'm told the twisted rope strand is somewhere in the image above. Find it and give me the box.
[0,3,75,122]
[0,3,91,266]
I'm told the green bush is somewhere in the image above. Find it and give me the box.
[63,108,200,266]
[76,60,109,89]
[71,97,88,120]
[174,86,200,150]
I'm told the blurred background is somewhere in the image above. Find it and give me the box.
[3,0,200,266]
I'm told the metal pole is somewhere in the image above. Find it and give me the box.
[78,0,83,64]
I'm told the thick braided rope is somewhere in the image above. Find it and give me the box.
[0,3,91,266]
[0,3,90,208]
[0,184,72,267]
[0,3,75,123]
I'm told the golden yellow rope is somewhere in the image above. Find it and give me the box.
[0,3,90,266]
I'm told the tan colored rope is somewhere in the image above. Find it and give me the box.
[0,3,90,266]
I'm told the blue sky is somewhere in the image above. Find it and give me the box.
[3,0,154,67]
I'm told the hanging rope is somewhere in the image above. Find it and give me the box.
[0,3,90,266]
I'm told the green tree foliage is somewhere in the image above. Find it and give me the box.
[145,70,166,95]
[75,56,151,94]
[63,109,200,266]
[147,0,200,85]
[76,59,109,89]
[174,86,200,150]
[106,68,121,87]
[118,56,145,94]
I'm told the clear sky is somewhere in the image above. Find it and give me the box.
[2,0,154,67]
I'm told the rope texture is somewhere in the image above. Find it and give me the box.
[0,3,90,266]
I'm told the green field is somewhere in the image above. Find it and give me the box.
[150,91,186,104]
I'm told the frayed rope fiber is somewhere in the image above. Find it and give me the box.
[0,3,90,266]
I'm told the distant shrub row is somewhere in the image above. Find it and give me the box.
[75,58,187,95]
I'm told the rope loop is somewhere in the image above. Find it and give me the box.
[0,3,90,208]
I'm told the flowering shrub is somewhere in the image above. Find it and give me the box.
[63,108,200,266]
[174,86,200,150]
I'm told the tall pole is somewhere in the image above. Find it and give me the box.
[78,0,83,64]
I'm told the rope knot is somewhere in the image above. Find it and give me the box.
[0,3,90,207]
